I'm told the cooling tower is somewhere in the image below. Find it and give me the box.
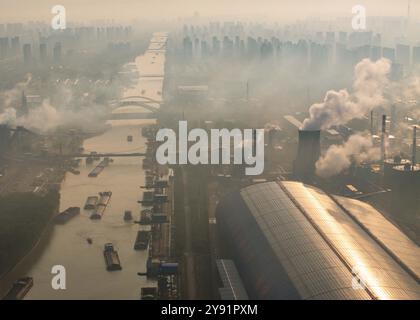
[293,129,321,178]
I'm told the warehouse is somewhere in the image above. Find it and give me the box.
[216,180,420,300]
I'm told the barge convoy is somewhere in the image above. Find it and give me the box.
[90,191,112,219]
[88,158,110,178]
[84,196,98,210]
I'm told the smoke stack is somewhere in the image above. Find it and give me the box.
[294,129,321,178]
[381,114,386,165]
[252,128,256,155]
[370,110,374,135]
[412,125,417,169]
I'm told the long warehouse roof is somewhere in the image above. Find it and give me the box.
[238,181,420,300]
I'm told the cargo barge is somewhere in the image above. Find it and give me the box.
[138,191,154,206]
[152,212,168,224]
[139,209,152,225]
[134,231,150,250]
[103,243,122,271]
[90,191,112,219]
[123,210,133,221]
[54,207,80,224]
[84,196,98,210]
[3,277,33,300]
[141,175,154,189]
[88,158,110,177]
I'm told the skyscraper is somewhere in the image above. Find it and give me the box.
[39,43,47,62]
[53,42,62,63]
[23,43,31,66]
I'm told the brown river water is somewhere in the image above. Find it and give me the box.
[0,32,167,299]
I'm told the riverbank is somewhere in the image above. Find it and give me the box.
[0,191,60,281]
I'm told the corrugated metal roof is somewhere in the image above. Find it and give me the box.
[284,115,303,129]
[216,259,249,300]
[239,181,420,300]
[334,195,420,282]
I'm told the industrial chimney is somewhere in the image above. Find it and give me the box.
[412,125,417,169]
[381,114,387,166]
[370,110,374,135]
[294,129,321,178]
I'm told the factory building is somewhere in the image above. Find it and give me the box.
[216,180,420,300]
[384,157,412,187]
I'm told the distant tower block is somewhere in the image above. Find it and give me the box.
[293,129,321,178]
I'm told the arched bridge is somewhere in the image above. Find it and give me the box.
[116,95,161,112]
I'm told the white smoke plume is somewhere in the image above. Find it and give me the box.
[0,108,17,126]
[302,58,391,130]
[315,132,381,178]
[0,98,108,132]
[1,73,32,108]
[17,99,61,131]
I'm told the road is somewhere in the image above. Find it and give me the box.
[180,167,197,299]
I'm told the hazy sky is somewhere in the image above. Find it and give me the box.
[0,0,418,23]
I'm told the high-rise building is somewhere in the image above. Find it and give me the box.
[353,45,371,63]
[11,36,20,56]
[396,44,410,67]
[413,46,420,65]
[39,43,47,62]
[370,46,382,61]
[382,47,396,62]
[338,31,347,44]
[348,31,373,48]
[23,43,32,66]
[310,42,329,71]
[0,37,9,59]
[325,32,335,44]
[182,36,193,60]
[53,42,62,63]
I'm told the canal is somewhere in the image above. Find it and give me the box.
[0,32,167,299]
